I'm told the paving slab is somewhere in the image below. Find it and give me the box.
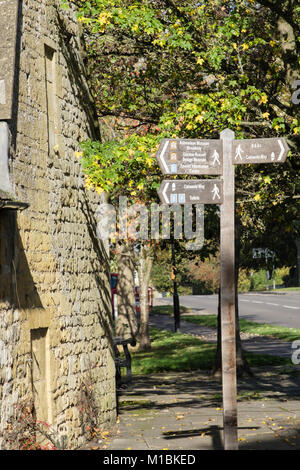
[89,367,300,452]
[79,312,300,452]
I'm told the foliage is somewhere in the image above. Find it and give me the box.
[186,253,220,294]
[238,268,252,292]
[77,360,110,441]
[59,0,300,285]
[63,0,300,265]
[78,133,163,205]
[1,399,58,450]
[151,246,193,295]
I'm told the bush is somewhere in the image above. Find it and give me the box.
[238,269,251,292]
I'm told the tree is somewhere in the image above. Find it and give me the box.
[63,0,300,368]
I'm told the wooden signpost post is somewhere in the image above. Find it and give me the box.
[156,130,289,450]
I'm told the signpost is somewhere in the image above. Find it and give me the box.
[158,179,223,205]
[232,137,289,164]
[156,138,223,175]
[155,130,289,450]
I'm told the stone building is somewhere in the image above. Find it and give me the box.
[0,0,116,449]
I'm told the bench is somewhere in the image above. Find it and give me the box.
[113,336,136,385]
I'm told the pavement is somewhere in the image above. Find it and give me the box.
[80,306,300,452]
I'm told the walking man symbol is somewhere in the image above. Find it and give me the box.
[212,184,221,200]
[212,149,220,166]
[235,144,244,161]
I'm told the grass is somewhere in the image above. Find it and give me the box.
[182,314,300,343]
[152,305,300,342]
[273,287,300,292]
[131,327,288,376]
[132,328,216,374]
[152,305,194,315]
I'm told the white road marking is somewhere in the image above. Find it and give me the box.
[240,299,299,310]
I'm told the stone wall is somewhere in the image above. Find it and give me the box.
[0,0,116,449]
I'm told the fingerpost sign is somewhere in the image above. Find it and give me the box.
[155,130,289,451]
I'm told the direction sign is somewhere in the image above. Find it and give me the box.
[155,129,290,451]
[232,137,289,164]
[252,248,275,259]
[158,179,223,205]
[156,138,223,175]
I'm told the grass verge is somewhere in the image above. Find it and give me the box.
[183,314,300,343]
[152,305,300,342]
[131,328,288,375]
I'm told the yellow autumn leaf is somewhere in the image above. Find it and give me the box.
[95,187,104,194]
[197,57,204,65]
[146,157,153,166]
[195,115,204,123]
[254,193,261,201]
[260,94,268,104]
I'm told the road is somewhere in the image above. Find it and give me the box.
[155,292,300,330]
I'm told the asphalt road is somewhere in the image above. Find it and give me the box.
[155,292,300,329]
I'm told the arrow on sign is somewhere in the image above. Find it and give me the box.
[277,139,285,161]
[162,181,170,203]
[158,179,223,205]
[232,137,289,164]
[159,140,169,173]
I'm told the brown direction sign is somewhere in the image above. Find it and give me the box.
[232,137,289,164]
[158,179,223,205]
[156,138,223,175]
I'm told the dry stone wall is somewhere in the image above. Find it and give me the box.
[0,0,116,449]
